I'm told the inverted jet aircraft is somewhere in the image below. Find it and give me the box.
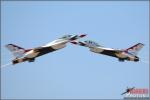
[6,34,86,65]
[71,40,144,62]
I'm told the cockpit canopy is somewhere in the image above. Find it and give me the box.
[59,35,72,39]
[84,40,101,47]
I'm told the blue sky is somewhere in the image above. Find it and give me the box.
[1,1,149,99]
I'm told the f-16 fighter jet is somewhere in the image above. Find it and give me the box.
[121,87,135,95]
[71,40,144,62]
[5,34,86,65]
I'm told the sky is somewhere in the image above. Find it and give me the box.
[1,1,149,99]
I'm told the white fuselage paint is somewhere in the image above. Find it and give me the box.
[25,50,40,58]
[90,47,104,53]
[50,41,67,50]
[43,39,68,47]
[90,47,114,53]
[115,52,136,61]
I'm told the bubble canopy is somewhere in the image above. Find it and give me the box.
[84,40,101,47]
[59,35,72,39]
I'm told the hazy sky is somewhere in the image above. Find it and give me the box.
[1,1,149,99]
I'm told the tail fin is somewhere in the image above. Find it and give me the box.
[5,44,26,58]
[125,43,144,56]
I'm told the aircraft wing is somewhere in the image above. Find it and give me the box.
[34,46,56,52]
[93,47,123,58]
[33,46,56,57]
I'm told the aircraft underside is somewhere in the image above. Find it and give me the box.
[12,46,58,64]
[98,51,139,62]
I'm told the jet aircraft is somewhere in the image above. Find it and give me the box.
[71,40,144,62]
[6,34,86,65]
[121,87,135,95]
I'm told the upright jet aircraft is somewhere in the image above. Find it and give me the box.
[6,34,86,65]
[71,40,144,62]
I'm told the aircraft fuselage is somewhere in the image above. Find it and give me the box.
[12,39,68,64]
[90,47,139,62]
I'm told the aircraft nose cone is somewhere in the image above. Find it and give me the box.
[79,34,87,38]
[70,41,78,44]
[134,57,139,62]
[69,34,87,41]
